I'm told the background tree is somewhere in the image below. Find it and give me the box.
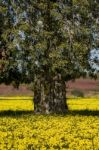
[0,0,99,114]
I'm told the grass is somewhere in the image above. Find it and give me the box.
[0,97,99,149]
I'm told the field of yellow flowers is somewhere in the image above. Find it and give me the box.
[0,97,99,150]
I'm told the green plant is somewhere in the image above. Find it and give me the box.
[71,89,84,97]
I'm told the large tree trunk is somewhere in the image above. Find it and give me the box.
[33,75,68,114]
[51,75,68,114]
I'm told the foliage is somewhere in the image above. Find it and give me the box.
[0,0,99,84]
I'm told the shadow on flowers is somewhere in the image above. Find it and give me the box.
[69,110,99,116]
[0,110,34,117]
[0,110,99,117]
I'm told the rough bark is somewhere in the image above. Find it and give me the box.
[33,76,42,113]
[52,75,68,113]
[33,75,68,114]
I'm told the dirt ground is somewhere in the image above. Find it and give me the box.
[0,78,99,97]
[67,78,99,97]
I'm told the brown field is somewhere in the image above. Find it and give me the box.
[0,78,99,97]
[0,84,33,96]
[67,78,99,97]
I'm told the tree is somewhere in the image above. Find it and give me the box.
[0,0,30,87]
[0,2,8,76]
[0,0,99,114]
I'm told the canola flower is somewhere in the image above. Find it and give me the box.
[67,98,99,111]
[0,97,99,150]
[0,97,33,111]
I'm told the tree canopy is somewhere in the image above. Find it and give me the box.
[0,0,99,113]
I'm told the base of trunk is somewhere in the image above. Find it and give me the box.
[34,75,68,114]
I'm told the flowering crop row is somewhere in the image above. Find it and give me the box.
[0,97,99,149]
